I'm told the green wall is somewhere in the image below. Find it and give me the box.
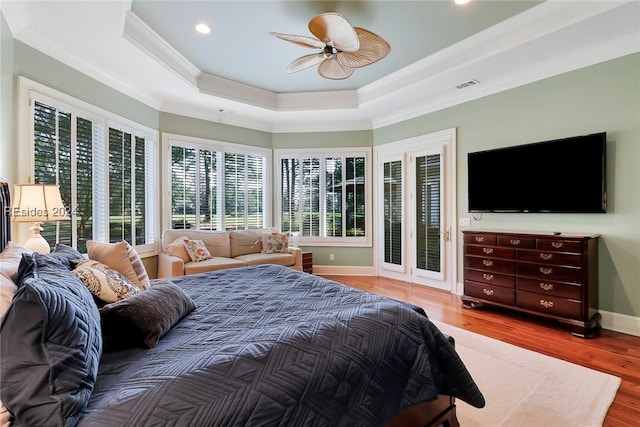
[0,13,14,183]
[376,53,640,317]
[2,23,638,317]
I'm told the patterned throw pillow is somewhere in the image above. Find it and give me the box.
[262,232,289,254]
[72,259,140,303]
[183,239,212,262]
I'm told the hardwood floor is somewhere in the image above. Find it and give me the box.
[322,274,640,427]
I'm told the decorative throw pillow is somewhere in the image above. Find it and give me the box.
[87,240,150,290]
[100,280,196,351]
[72,259,140,303]
[0,252,102,426]
[183,239,212,262]
[0,242,30,318]
[262,232,289,254]
[50,243,85,268]
[164,235,191,263]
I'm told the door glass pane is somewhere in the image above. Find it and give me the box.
[416,154,441,272]
[384,160,402,265]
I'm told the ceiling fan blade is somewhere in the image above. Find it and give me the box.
[318,58,355,80]
[287,53,326,74]
[336,27,391,69]
[308,13,359,52]
[269,32,325,49]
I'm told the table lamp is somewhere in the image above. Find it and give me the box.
[12,183,69,254]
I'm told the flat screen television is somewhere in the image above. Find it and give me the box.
[467,132,606,213]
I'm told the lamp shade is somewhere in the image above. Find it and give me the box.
[12,184,69,222]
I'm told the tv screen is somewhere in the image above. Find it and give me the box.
[467,132,606,213]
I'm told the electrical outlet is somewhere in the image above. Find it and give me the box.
[459,217,471,227]
[329,254,335,261]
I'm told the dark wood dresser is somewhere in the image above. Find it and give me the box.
[461,230,600,337]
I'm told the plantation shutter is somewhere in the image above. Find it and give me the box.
[325,157,342,237]
[224,153,246,230]
[301,158,320,237]
[198,149,218,230]
[171,146,197,230]
[384,160,402,265]
[246,155,265,229]
[33,100,97,252]
[415,154,441,272]
[281,158,300,234]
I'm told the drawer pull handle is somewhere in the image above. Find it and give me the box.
[482,247,493,254]
[475,236,485,242]
[540,267,553,275]
[482,273,494,281]
[510,239,521,245]
[540,299,554,309]
[540,253,553,261]
[483,259,494,267]
[552,241,564,249]
[540,282,554,291]
[483,288,494,296]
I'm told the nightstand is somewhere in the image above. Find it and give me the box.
[302,251,313,274]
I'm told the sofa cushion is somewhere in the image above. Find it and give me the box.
[164,230,231,258]
[87,240,150,290]
[164,235,191,263]
[236,252,295,267]
[229,229,265,257]
[183,257,246,275]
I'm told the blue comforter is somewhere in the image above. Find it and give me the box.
[80,264,484,426]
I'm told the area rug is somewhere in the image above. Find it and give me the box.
[433,321,621,426]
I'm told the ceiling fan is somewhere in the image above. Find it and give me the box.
[270,12,391,80]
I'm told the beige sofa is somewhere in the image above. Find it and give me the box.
[157,229,302,278]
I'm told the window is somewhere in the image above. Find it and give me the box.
[24,83,158,255]
[276,148,371,246]
[168,136,269,231]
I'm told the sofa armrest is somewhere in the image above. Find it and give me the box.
[288,246,303,271]
[157,252,185,278]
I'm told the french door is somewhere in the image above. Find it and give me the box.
[376,129,456,291]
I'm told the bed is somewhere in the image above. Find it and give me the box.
[0,179,484,426]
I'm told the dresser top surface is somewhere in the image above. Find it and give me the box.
[462,230,600,240]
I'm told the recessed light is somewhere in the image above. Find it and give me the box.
[195,23,211,34]
[455,0,471,5]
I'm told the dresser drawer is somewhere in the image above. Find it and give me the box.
[517,249,582,267]
[516,290,581,319]
[465,281,515,305]
[464,268,514,288]
[465,245,514,260]
[536,239,583,253]
[464,233,497,245]
[517,277,582,300]
[465,256,514,274]
[516,263,583,283]
[497,235,536,248]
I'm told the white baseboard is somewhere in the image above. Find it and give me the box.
[600,310,640,337]
[313,265,376,276]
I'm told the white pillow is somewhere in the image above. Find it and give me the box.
[0,242,31,318]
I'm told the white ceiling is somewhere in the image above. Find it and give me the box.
[2,1,639,133]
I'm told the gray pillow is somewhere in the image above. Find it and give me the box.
[0,252,102,426]
[100,280,196,351]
